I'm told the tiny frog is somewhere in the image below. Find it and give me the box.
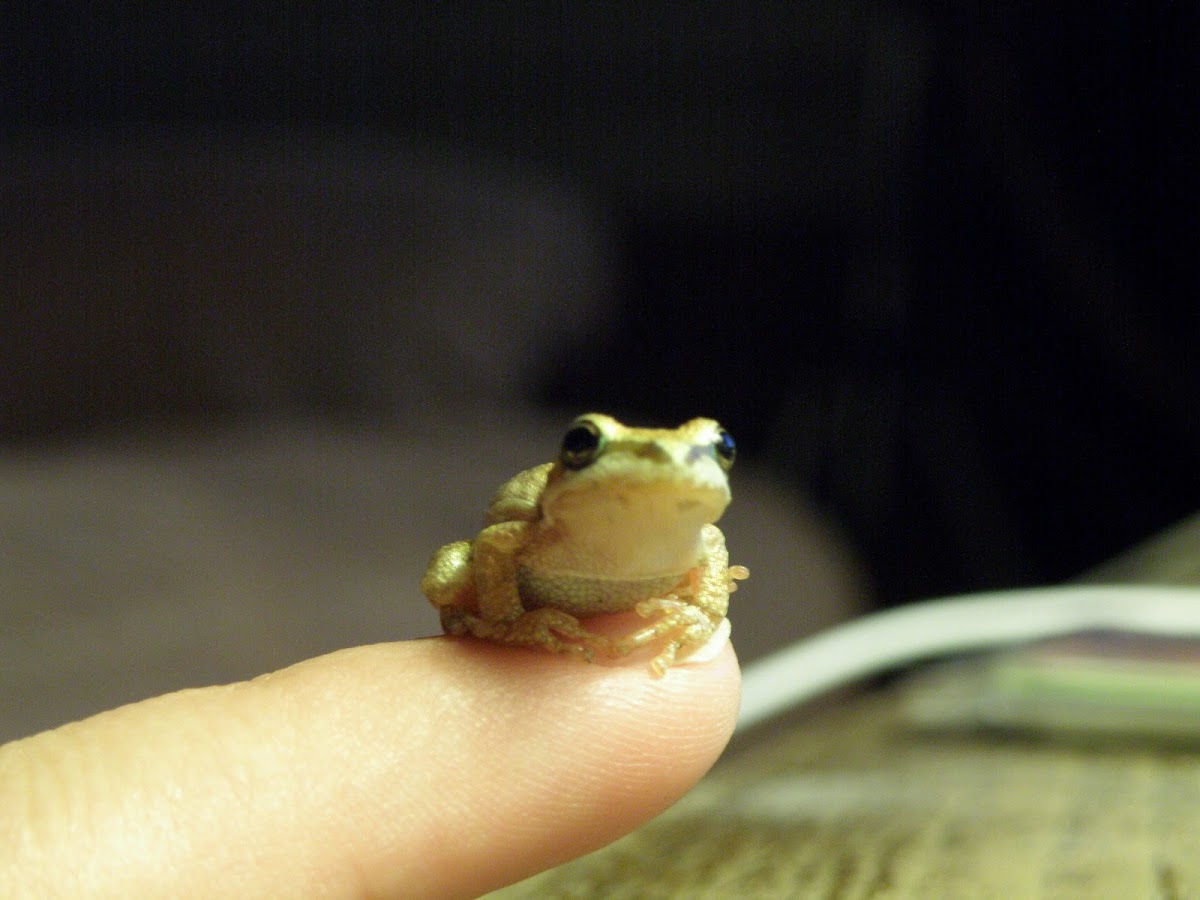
[421,413,748,676]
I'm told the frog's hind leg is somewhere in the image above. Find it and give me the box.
[448,607,610,662]
[421,540,476,610]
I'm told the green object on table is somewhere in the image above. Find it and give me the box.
[906,633,1200,742]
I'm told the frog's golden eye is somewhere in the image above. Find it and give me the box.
[713,427,736,471]
[560,419,605,470]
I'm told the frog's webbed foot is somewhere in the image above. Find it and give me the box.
[612,596,725,678]
[442,607,611,663]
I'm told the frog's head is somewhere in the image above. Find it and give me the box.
[539,413,734,572]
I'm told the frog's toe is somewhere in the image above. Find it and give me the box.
[726,565,750,591]
[652,615,731,675]
[614,599,720,674]
[504,608,611,661]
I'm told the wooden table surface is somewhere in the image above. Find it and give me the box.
[495,515,1200,898]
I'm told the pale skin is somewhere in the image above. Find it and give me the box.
[421,414,749,676]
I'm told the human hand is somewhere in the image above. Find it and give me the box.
[1,631,739,898]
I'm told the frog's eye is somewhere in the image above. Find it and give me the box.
[560,419,605,470]
[713,427,736,471]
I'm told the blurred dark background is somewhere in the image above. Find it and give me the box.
[3,3,1197,606]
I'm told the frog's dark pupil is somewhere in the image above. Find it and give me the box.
[714,428,736,468]
[560,422,603,469]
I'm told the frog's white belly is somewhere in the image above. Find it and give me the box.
[517,566,687,616]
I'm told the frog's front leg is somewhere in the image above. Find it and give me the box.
[450,521,611,661]
[615,524,748,676]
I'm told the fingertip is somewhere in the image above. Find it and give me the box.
[269,636,744,896]
[1,636,742,900]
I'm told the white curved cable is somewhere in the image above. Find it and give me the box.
[737,585,1200,732]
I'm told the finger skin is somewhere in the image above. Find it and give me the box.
[0,637,740,899]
